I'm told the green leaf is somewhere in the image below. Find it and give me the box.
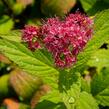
[36,71,81,109]
[35,101,66,109]
[40,90,61,104]
[61,84,80,109]
[91,68,109,106]
[80,0,109,15]
[70,9,109,73]
[0,16,14,34]
[59,71,81,109]
[0,39,59,88]
[38,72,82,109]
[60,72,98,109]
[95,88,109,106]
[36,72,98,109]
[87,49,109,70]
[81,77,91,93]
[33,49,53,67]
[33,88,65,109]
[0,30,21,42]
[76,92,98,109]
[80,0,96,12]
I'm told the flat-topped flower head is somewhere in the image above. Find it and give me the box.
[21,12,93,68]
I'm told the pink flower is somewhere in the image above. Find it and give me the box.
[22,25,41,51]
[22,12,93,68]
[22,25,38,41]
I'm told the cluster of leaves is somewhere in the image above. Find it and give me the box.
[0,0,109,109]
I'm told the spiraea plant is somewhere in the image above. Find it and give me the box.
[0,9,109,109]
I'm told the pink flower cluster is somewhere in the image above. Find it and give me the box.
[22,12,93,68]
